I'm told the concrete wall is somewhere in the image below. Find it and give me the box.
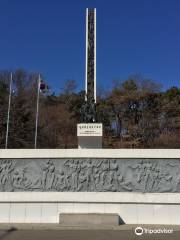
[0,191,180,224]
[0,195,180,224]
[1,203,179,224]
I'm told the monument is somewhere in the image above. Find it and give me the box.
[77,8,103,149]
[0,8,179,226]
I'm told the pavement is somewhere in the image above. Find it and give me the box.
[0,224,180,240]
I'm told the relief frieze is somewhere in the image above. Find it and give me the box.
[0,158,179,192]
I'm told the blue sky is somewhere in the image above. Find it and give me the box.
[0,0,180,93]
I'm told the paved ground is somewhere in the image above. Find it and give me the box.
[0,224,179,240]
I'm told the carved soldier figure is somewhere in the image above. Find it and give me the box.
[12,167,27,189]
[0,160,14,190]
[127,160,144,184]
[47,161,55,190]
[149,168,158,191]
[93,167,100,188]
[156,170,173,192]
[117,173,132,191]
[78,171,87,191]
[80,99,97,123]
[143,162,153,192]
[12,170,23,189]
[85,159,96,190]
[54,170,66,191]
[41,159,55,190]
[66,160,79,191]
[109,160,119,191]
[99,160,109,188]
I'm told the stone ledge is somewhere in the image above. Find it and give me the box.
[0,149,180,159]
[0,192,180,204]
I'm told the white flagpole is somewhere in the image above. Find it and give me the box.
[34,74,41,149]
[5,73,13,149]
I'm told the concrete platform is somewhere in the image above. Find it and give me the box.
[0,149,180,225]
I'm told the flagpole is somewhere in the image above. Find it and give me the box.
[5,73,13,149]
[34,74,41,149]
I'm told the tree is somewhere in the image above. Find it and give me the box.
[0,69,179,148]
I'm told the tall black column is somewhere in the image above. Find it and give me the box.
[86,8,96,103]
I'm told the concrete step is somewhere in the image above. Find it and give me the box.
[59,213,120,226]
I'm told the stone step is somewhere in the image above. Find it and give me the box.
[59,213,120,226]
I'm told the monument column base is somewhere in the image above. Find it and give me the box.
[77,123,103,149]
[78,136,102,149]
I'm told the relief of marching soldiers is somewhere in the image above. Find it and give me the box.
[0,159,178,192]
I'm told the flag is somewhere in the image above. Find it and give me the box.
[39,80,49,93]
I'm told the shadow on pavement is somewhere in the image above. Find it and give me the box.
[0,228,17,240]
